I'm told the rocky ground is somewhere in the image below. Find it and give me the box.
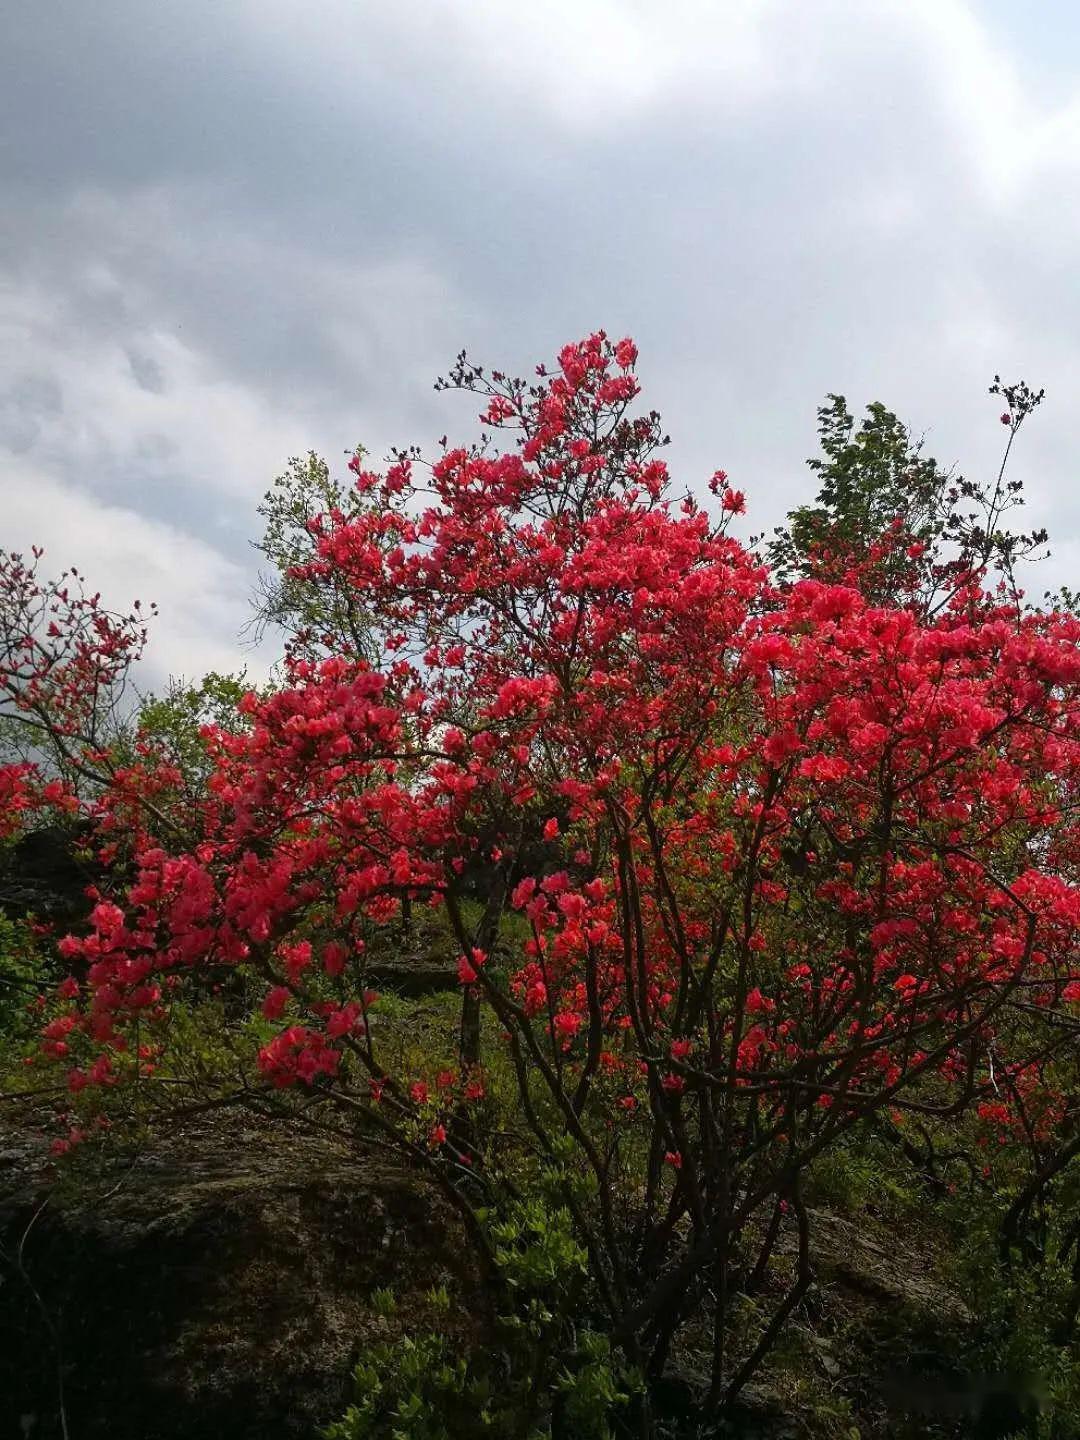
[0,1106,1018,1440]
[0,1113,485,1440]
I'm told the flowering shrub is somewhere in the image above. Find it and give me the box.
[4,333,1080,1429]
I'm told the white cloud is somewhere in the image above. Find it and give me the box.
[1,187,466,499]
[3,0,1080,664]
[0,185,470,681]
[2,463,263,688]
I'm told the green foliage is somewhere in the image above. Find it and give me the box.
[138,670,250,735]
[370,1287,397,1318]
[326,1323,637,1440]
[488,1193,589,1299]
[0,912,42,1042]
[324,1332,478,1440]
[773,395,946,581]
[136,670,251,792]
[805,1131,918,1220]
[770,378,1047,611]
[251,449,383,659]
[328,1173,639,1440]
[555,1331,639,1440]
[946,1200,1080,1439]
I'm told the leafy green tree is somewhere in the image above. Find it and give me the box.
[769,377,1047,614]
[134,671,252,801]
[250,449,384,662]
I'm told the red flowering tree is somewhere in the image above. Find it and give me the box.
[6,334,1080,1426]
[0,549,151,822]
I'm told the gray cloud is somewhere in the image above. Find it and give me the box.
[0,373,63,454]
[2,0,1079,686]
[127,349,166,395]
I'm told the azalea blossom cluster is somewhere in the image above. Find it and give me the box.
[5,332,1080,1409]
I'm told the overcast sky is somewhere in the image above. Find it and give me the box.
[2,1,1079,686]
